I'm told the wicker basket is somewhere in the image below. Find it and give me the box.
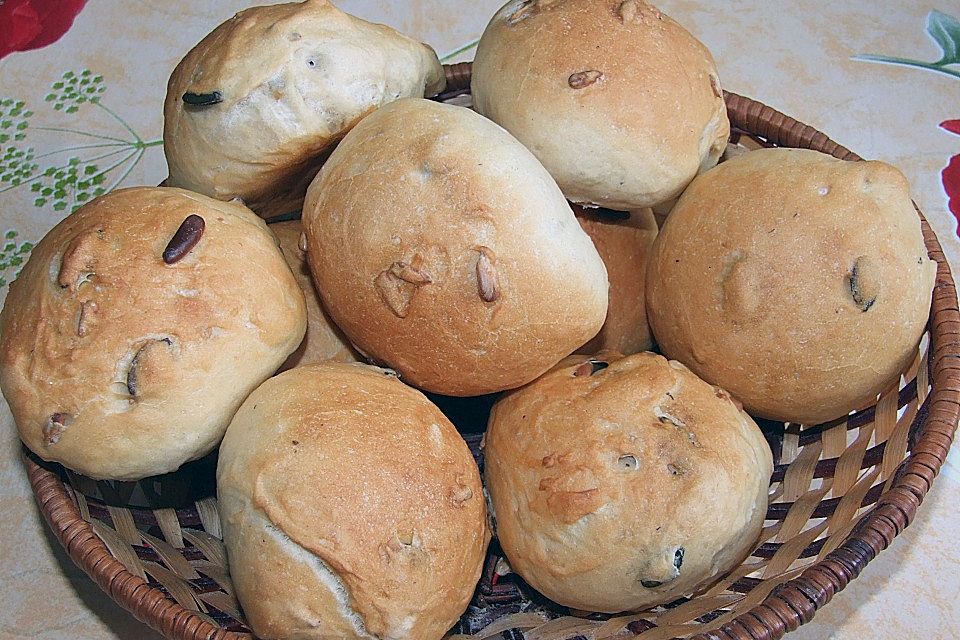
[24,62,960,640]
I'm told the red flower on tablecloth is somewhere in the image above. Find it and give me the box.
[0,0,88,61]
[855,10,960,236]
[941,121,960,225]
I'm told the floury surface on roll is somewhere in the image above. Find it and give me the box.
[0,188,306,480]
[471,0,729,210]
[646,148,937,424]
[217,363,489,640]
[302,98,609,396]
[272,220,359,370]
[163,0,446,217]
[484,352,772,613]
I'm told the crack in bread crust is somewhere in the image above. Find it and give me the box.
[258,512,379,640]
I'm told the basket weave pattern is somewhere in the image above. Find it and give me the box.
[24,63,960,640]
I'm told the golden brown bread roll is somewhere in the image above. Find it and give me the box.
[575,206,658,355]
[0,187,306,480]
[302,98,609,396]
[484,352,772,612]
[217,362,489,639]
[163,0,445,217]
[471,0,729,210]
[272,220,358,369]
[646,148,937,424]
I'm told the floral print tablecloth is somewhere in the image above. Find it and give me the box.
[1,1,959,638]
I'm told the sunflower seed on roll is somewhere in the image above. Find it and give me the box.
[302,98,609,396]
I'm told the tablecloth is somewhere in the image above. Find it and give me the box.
[1,1,958,638]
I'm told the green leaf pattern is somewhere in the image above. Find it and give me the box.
[1,146,38,190]
[0,69,165,288]
[29,156,108,212]
[44,70,107,114]
[0,99,33,144]
[853,9,960,80]
[0,230,34,288]
[929,9,960,66]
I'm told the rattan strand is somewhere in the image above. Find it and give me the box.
[23,62,960,640]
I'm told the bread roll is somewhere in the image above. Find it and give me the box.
[302,98,609,396]
[0,187,305,480]
[217,363,489,639]
[471,0,729,210]
[576,207,657,355]
[646,148,937,424]
[484,352,772,612]
[164,0,445,217]
[272,220,358,369]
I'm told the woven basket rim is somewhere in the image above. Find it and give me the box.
[25,62,960,640]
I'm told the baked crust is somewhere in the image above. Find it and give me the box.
[302,98,609,396]
[576,207,658,355]
[218,362,489,639]
[472,0,729,209]
[164,0,446,217]
[0,187,306,480]
[485,351,772,612]
[272,220,358,369]
[646,148,937,423]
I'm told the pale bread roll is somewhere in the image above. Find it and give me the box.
[576,207,658,355]
[217,363,489,639]
[646,148,937,424]
[164,0,445,217]
[272,220,358,369]
[302,98,609,396]
[471,0,729,210]
[0,187,305,480]
[484,352,772,612]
